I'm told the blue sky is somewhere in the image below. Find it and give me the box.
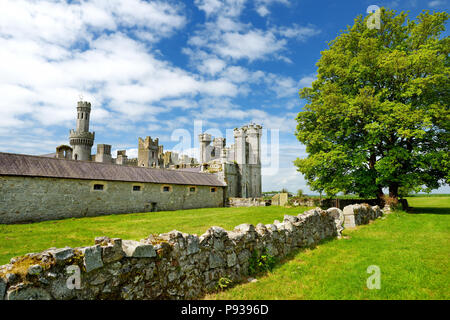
[0,0,448,193]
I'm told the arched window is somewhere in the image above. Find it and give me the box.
[75,154,78,160]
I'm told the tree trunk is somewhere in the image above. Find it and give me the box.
[376,186,384,206]
[389,183,399,201]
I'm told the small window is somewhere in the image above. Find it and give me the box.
[93,184,104,191]
[189,187,196,193]
[211,187,217,193]
[133,185,141,191]
[163,186,171,192]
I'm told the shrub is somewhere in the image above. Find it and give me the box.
[248,249,277,276]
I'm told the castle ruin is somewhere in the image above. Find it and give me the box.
[0,100,263,223]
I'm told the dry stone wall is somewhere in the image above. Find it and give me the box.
[228,198,268,207]
[0,204,383,300]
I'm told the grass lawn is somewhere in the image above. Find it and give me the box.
[206,196,450,300]
[0,206,311,266]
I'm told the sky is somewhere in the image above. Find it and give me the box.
[0,0,448,194]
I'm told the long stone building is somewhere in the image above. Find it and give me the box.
[0,100,263,224]
[0,152,225,224]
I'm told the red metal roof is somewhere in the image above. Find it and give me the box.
[0,152,226,187]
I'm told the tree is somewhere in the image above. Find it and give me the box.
[297,189,304,198]
[295,8,449,201]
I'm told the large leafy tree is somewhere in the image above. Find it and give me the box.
[295,8,449,201]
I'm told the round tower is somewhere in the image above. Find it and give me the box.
[198,133,212,164]
[246,124,262,165]
[233,127,246,165]
[69,101,95,161]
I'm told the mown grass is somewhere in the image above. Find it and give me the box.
[0,206,311,265]
[207,196,450,300]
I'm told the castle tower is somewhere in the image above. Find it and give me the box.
[138,136,159,167]
[69,101,95,161]
[198,133,212,164]
[233,127,247,165]
[213,137,226,160]
[95,144,112,163]
[116,150,128,165]
[246,124,262,165]
[55,145,73,160]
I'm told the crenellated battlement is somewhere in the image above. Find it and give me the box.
[138,136,159,150]
[198,133,212,142]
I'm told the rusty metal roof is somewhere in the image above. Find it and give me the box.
[0,152,226,187]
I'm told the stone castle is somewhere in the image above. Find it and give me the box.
[46,100,262,199]
[0,100,262,223]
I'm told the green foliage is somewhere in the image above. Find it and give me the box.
[216,277,232,291]
[297,189,304,198]
[295,8,450,199]
[280,188,289,194]
[248,249,278,276]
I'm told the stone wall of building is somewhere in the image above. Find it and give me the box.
[0,176,224,224]
[0,204,384,300]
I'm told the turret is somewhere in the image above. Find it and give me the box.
[69,101,95,161]
[233,127,247,165]
[246,124,262,165]
[116,150,128,165]
[138,136,159,167]
[96,144,112,163]
[198,133,212,164]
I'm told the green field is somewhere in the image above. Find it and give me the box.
[0,206,310,266]
[207,196,450,300]
[1,196,448,300]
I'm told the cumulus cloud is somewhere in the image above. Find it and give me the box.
[428,0,446,7]
[187,0,319,64]
[0,0,245,132]
[254,0,290,17]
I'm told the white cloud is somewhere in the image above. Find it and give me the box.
[254,0,290,17]
[256,6,270,17]
[298,74,317,89]
[198,58,227,75]
[0,0,243,132]
[217,30,287,61]
[187,0,320,64]
[428,0,446,7]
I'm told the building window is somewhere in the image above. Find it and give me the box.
[133,185,141,191]
[189,186,197,193]
[211,187,217,193]
[93,184,104,191]
[162,186,171,192]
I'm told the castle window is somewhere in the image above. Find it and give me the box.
[93,184,104,191]
[189,187,197,193]
[81,113,84,119]
[133,185,141,191]
[162,185,172,193]
[210,187,217,193]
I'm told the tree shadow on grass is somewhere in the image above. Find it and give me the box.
[407,207,450,215]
